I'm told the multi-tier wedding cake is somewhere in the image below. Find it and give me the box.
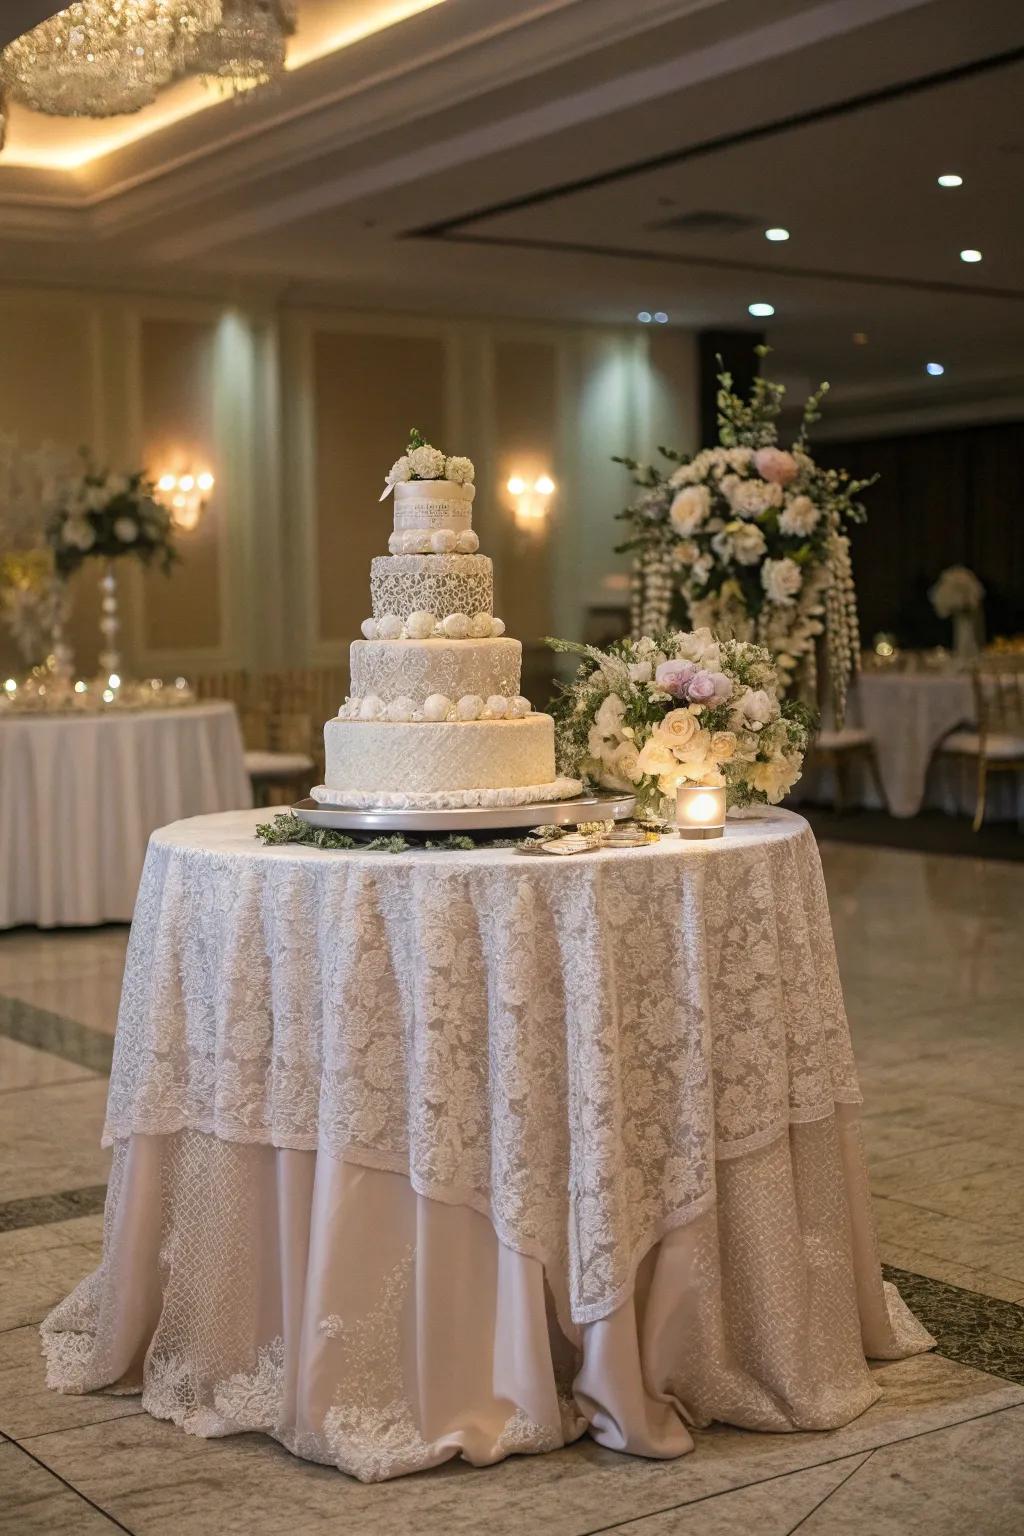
[311,433,583,810]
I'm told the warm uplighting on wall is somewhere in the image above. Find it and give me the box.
[507,473,556,531]
[155,469,215,532]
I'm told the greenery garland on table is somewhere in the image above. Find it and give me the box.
[255,812,525,853]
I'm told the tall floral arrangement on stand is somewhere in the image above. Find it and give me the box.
[0,435,74,670]
[46,460,176,678]
[614,350,872,723]
[549,626,812,820]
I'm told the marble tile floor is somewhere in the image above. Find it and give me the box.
[0,840,1022,1533]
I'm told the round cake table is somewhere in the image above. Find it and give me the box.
[0,702,252,928]
[42,806,932,1481]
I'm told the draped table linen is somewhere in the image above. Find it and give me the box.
[856,671,974,817]
[0,702,251,928]
[42,806,932,1480]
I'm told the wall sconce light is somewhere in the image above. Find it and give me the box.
[156,469,215,532]
[507,473,556,530]
[675,783,726,839]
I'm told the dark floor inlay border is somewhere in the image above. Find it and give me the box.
[884,1265,1024,1386]
[0,994,114,1074]
[0,1186,108,1234]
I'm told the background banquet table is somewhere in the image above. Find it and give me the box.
[42,806,931,1481]
[0,701,251,928]
[856,671,974,817]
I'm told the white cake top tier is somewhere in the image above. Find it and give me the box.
[393,479,474,533]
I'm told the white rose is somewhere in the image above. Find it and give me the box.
[509,696,531,718]
[713,522,767,566]
[779,494,820,537]
[610,739,643,783]
[376,614,403,639]
[761,557,803,605]
[635,735,679,776]
[423,693,453,721]
[723,476,782,517]
[469,612,492,638]
[485,695,508,718]
[733,687,776,730]
[669,484,711,536]
[387,696,416,722]
[455,530,479,553]
[656,708,699,750]
[456,694,485,720]
[442,612,470,638]
[594,692,626,740]
[430,529,458,554]
[405,610,436,639]
[444,455,475,485]
[386,455,412,488]
[359,694,386,720]
[408,444,446,479]
[114,516,138,543]
[749,751,801,803]
[673,628,721,669]
[360,618,377,640]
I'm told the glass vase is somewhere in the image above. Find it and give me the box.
[98,560,121,679]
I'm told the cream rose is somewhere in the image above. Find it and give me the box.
[761,557,803,605]
[657,708,699,750]
[669,484,711,536]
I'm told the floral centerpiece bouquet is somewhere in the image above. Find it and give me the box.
[46,461,176,578]
[929,564,985,661]
[380,427,475,499]
[549,626,812,818]
[615,350,872,722]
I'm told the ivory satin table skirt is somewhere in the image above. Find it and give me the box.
[0,701,252,928]
[42,806,933,1482]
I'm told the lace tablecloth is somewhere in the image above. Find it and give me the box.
[0,703,252,927]
[44,806,932,1480]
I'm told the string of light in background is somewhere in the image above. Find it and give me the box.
[0,1,296,124]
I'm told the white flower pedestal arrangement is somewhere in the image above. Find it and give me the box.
[929,566,985,664]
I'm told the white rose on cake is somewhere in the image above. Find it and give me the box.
[444,456,475,486]
[408,444,447,479]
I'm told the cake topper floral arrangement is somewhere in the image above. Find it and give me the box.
[549,627,812,819]
[615,349,871,722]
[380,428,475,499]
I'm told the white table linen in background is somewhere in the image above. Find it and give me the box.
[856,672,974,817]
[0,703,251,928]
[43,807,932,1480]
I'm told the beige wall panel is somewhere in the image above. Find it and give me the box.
[139,317,221,653]
[0,294,98,675]
[492,338,558,685]
[313,330,446,647]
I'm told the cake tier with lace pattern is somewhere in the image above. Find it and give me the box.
[350,637,521,705]
[323,715,561,799]
[371,554,492,622]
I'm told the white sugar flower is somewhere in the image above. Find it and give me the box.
[456,694,485,720]
[405,610,436,639]
[387,697,417,722]
[485,695,508,718]
[779,494,820,537]
[469,612,492,638]
[423,694,453,721]
[386,455,412,487]
[762,556,803,604]
[376,614,404,639]
[360,618,378,640]
[455,530,479,554]
[358,694,387,720]
[430,529,458,554]
[408,444,446,479]
[669,484,711,536]
[442,612,470,638]
[445,455,475,485]
[509,696,531,718]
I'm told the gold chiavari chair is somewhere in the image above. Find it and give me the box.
[941,657,1024,830]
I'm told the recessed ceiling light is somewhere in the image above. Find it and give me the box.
[765,227,790,242]
[960,248,982,263]
[653,311,669,324]
[852,331,869,345]
[937,174,963,187]
[925,362,945,376]
[637,311,652,323]
[748,302,775,317]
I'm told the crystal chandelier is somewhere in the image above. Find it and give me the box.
[191,1,296,97]
[0,0,294,121]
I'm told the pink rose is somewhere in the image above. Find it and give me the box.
[686,669,717,702]
[703,671,734,705]
[754,447,798,486]
[655,660,697,698]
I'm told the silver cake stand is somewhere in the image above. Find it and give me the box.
[291,792,637,835]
